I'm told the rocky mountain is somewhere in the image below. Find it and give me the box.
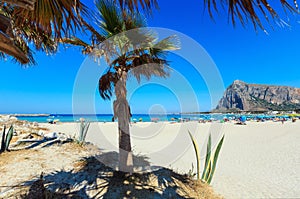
[215,80,300,112]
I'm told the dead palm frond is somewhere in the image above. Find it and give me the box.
[2,0,36,10]
[0,0,89,64]
[12,0,89,39]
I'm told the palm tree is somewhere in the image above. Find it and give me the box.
[0,0,88,64]
[66,0,179,173]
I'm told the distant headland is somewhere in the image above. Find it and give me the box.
[214,80,300,112]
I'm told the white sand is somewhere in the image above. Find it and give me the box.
[42,120,300,198]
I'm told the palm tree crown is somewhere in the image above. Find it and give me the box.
[85,0,179,100]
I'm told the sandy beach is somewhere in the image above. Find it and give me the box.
[40,120,300,198]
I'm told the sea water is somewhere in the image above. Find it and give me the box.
[15,113,236,123]
[15,113,288,123]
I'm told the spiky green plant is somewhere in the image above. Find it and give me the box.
[78,120,90,145]
[0,125,14,152]
[188,131,225,184]
[5,125,14,151]
[188,131,201,180]
[0,126,6,152]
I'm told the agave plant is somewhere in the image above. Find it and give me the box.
[77,119,90,145]
[188,131,224,184]
[0,125,14,152]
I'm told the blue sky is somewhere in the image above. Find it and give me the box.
[1,1,300,114]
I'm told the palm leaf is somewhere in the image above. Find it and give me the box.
[60,37,90,48]
[152,35,181,52]
[0,0,88,65]
[116,0,159,14]
[12,0,89,38]
[16,21,57,55]
[96,0,124,37]
[0,32,29,64]
[130,53,170,82]
[2,0,36,10]
[205,0,299,30]
[81,20,106,45]
[98,71,117,100]
[60,37,94,54]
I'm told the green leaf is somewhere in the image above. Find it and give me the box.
[201,133,212,180]
[82,122,91,143]
[188,131,201,180]
[204,160,212,182]
[5,125,13,151]
[0,126,6,152]
[78,121,90,144]
[207,134,225,184]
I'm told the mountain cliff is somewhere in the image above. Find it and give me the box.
[215,80,300,112]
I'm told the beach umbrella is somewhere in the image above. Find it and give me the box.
[9,116,18,121]
[240,116,247,122]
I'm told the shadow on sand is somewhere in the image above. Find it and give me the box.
[21,151,193,198]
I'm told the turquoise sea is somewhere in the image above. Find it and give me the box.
[14,113,292,123]
[16,114,213,123]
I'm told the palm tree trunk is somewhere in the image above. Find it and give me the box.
[113,69,133,173]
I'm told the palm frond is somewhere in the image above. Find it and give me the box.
[16,21,57,55]
[115,0,159,14]
[149,35,180,59]
[0,52,5,59]
[205,0,299,30]
[152,35,180,51]
[0,0,89,65]
[2,0,36,10]
[123,11,146,29]
[130,63,170,82]
[0,13,13,37]
[60,37,94,54]
[126,28,156,48]
[98,71,118,100]
[130,53,170,82]
[60,37,90,48]
[12,0,89,39]
[81,20,106,46]
[95,0,148,37]
[96,0,124,37]
[0,31,34,65]
[0,5,53,64]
